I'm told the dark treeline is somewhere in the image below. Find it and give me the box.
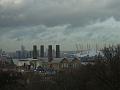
[0,45,120,90]
[0,71,25,90]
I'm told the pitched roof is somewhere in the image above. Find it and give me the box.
[71,58,80,63]
[60,58,69,63]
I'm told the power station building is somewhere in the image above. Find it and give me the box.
[32,45,61,60]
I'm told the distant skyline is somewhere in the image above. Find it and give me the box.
[0,0,120,51]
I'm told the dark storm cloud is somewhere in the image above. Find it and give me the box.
[0,0,120,27]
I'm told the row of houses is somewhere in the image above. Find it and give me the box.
[16,58,81,72]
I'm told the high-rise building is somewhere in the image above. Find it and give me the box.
[29,51,33,58]
[48,45,53,61]
[56,45,60,58]
[33,45,37,59]
[52,49,56,58]
[21,45,26,59]
[16,50,21,59]
[40,45,44,57]
[0,49,2,55]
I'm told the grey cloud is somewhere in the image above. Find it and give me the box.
[0,17,120,51]
[0,0,120,51]
[0,0,120,27]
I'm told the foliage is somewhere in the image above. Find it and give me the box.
[0,71,25,90]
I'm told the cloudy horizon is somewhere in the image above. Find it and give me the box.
[0,0,120,51]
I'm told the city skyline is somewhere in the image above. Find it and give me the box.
[0,0,120,51]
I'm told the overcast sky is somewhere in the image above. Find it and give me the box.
[0,0,120,51]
